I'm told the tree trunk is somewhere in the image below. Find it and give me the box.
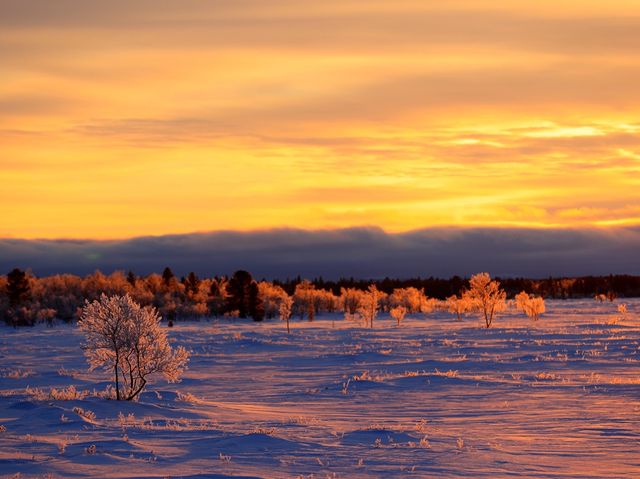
[114,364,121,400]
[126,377,147,401]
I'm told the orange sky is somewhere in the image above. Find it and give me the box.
[1,0,640,239]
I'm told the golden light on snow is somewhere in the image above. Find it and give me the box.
[1,1,640,238]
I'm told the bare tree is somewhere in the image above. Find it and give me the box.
[463,273,506,328]
[78,294,189,400]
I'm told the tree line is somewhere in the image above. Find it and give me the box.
[66,272,546,401]
[0,267,634,326]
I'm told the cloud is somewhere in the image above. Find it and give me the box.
[1,226,639,279]
[3,2,640,55]
[2,2,640,239]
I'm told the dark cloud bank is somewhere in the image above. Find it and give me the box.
[1,227,639,279]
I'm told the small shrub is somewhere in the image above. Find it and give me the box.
[389,306,407,326]
[176,391,199,403]
[73,407,96,421]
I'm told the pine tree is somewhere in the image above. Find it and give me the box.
[184,272,200,296]
[7,268,30,306]
[162,267,175,287]
[225,270,264,321]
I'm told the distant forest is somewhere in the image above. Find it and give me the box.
[1,267,638,326]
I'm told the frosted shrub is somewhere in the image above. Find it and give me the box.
[73,407,96,421]
[463,273,506,328]
[420,297,438,314]
[389,287,426,313]
[446,295,471,321]
[258,282,289,319]
[78,294,189,401]
[176,391,199,403]
[50,385,87,400]
[389,306,407,326]
[26,385,90,401]
[515,291,545,321]
[340,287,365,315]
[293,280,316,321]
[617,303,628,320]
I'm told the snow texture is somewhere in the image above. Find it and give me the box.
[1,299,639,478]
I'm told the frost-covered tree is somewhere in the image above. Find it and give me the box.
[389,287,426,313]
[357,284,380,329]
[515,291,545,321]
[463,273,506,328]
[279,294,294,334]
[340,287,364,315]
[446,294,471,321]
[207,277,228,317]
[389,305,407,326]
[258,281,288,319]
[315,289,339,313]
[78,294,189,401]
[294,280,316,321]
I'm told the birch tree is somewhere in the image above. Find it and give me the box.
[357,285,381,329]
[78,294,189,400]
[463,273,506,328]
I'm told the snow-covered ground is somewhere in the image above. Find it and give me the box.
[1,300,640,478]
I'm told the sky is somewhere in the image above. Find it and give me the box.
[1,1,639,276]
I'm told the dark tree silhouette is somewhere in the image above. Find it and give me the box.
[162,267,175,287]
[207,277,227,317]
[126,270,137,286]
[184,272,200,296]
[225,270,264,321]
[248,281,265,322]
[7,268,30,306]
